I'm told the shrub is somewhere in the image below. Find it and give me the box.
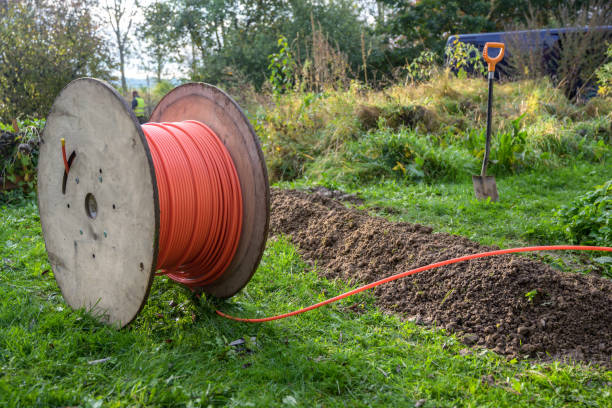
[555,180,611,246]
[452,115,530,175]
[268,36,296,96]
[0,117,43,193]
[595,43,612,97]
[492,114,528,174]
[0,0,113,121]
[401,50,440,84]
[444,37,486,79]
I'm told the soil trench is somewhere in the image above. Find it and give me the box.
[270,188,612,368]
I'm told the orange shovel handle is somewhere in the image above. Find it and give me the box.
[483,42,505,72]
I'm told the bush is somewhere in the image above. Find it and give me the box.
[0,118,43,193]
[400,50,440,84]
[268,36,295,96]
[555,180,611,246]
[595,43,612,97]
[455,114,529,175]
[444,37,486,79]
[0,1,113,122]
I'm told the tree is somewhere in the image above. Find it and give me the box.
[139,1,180,82]
[0,0,113,121]
[158,0,367,87]
[103,0,136,93]
[382,0,496,57]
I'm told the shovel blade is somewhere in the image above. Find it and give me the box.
[472,175,499,202]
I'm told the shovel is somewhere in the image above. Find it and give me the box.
[473,42,505,202]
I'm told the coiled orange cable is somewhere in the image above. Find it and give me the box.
[141,120,243,288]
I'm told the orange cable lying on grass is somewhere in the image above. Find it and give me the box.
[216,245,612,322]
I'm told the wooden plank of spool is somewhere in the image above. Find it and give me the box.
[38,78,159,328]
[149,83,270,298]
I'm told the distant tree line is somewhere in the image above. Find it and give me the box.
[139,0,366,88]
[138,0,609,89]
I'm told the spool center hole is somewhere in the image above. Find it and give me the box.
[85,193,98,219]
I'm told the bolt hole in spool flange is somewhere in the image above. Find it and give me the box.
[84,193,97,219]
[38,78,270,327]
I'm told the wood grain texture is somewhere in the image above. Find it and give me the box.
[38,78,159,327]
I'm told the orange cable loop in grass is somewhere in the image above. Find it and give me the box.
[142,120,243,288]
[216,245,612,322]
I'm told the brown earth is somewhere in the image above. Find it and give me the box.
[270,188,612,368]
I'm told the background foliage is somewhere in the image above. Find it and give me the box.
[0,0,113,122]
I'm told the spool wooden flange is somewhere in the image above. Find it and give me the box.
[38,78,269,328]
[149,83,270,299]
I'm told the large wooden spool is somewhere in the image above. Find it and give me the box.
[37,78,269,327]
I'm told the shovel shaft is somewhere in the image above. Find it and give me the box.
[481,72,494,177]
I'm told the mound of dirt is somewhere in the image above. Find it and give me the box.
[270,188,612,368]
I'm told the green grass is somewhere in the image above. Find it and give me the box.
[285,161,612,247]
[1,198,611,407]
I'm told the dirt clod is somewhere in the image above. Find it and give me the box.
[270,188,612,368]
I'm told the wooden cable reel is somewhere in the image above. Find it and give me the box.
[37,78,270,327]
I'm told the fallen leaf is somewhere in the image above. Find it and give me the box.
[229,338,245,347]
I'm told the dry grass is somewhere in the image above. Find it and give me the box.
[252,72,611,182]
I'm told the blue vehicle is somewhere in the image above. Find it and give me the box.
[445,26,612,97]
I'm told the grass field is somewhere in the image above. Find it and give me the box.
[1,179,611,407]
